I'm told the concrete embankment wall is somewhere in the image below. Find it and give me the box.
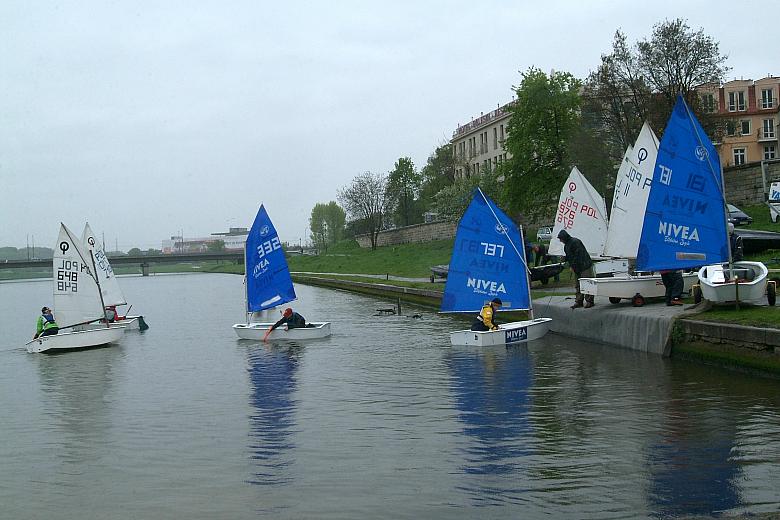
[354,221,457,248]
[724,160,780,206]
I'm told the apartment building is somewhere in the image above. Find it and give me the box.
[696,77,779,167]
[451,103,512,179]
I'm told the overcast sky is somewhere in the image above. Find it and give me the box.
[1,0,774,250]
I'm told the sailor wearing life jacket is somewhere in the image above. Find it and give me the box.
[471,298,502,332]
[33,306,59,339]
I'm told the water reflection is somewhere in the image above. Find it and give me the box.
[246,342,302,486]
[646,364,749,517]
[446,345,533,504]
[36,346,120,476]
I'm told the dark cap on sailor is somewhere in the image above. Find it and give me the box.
[491,298,502,306]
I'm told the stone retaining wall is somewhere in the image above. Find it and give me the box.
[355,221,456,248]
[677,319,780,353]
[724,160,780,206]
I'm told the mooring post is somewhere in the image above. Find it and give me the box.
[397,297,402,315]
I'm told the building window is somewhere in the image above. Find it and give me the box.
[726,121,736,136]
[733,148,746,166]
[765,145,777,160]
[763,118,776,139]
[702,93,716,113]
[740,120,751,135]
[762,88,775,109]
[500,124,504,141]
[493,127,498,150]
[728,91,746,112]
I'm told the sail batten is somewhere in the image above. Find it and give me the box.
[245,205,296,313]
[440,189,530,313]
[636,95,728,271]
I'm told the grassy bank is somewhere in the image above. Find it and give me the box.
[286,240,453,278]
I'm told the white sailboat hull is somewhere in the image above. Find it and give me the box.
[25,326,125,353]
[232,322,332,340]
[579,272,698,300]
[698,261,769,303]
[450,318,551,346]
[71,315,143,331]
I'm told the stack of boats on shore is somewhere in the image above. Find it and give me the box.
[547,95,773,308]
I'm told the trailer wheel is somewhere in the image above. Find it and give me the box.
[631,293,645,307]
[609,297,621,304]
[768,282,776,306]
[693,284,702,304]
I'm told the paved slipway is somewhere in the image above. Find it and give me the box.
[531,295,704,356]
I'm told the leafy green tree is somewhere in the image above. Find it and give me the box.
[585,20,729,159]
[207,240,225,252]
[433,167,504,221]
[310,201,346,252]
[386,157,422,227]
[419,143,456,212]
[501,67,582,220]
[338,171,388,250]
[127,247,142,256]
[146,248,162,255]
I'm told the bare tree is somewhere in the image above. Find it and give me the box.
[338,171,388,250]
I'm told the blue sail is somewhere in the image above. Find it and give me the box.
[245,205,297,312]
[441,189,530,312]
[636,95,728,271]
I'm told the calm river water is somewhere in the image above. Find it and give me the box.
[1,273,779,519]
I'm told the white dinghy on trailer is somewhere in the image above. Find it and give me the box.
[232,205,331,341]
[441,188,551,346]
[25,223,125,354]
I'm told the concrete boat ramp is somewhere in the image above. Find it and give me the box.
[533,295,697,356]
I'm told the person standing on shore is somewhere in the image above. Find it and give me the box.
[660,270,684,306]
[557,230,595,309]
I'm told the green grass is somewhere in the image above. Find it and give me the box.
[688,304,780,328]
[739,203,780,232]
[286,239,454,278]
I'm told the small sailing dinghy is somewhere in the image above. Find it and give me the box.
[25,223,125,353]
[636,95,771,305]
[72,223,149,331]
[232,205,331,341]
[442,188,551,346]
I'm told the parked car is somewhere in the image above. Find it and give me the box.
[536,225,553,242]
[727,204,753,226]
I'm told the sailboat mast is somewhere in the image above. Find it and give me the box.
[519,224,534,320]
[243,239,250,325]
[89,251,111,328]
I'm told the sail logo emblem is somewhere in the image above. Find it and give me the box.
[658,221,699,244]
[259,225,270,237]
[695,146,708,161]
[494,223,507,235]
[505,327,527,344]
[467,277,506,294]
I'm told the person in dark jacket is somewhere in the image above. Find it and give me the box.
[557,229,595,308]
[532,243,550,267]
[728,223,744,261]
[660,270,684,306]
[263,307,306,341]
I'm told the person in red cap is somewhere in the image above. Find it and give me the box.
[263,307,307,341]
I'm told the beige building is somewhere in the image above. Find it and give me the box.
[696,77,779,167]
[451,103,512,179]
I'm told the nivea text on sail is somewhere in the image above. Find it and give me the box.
[658,221,699,244]
[466,277,506,294]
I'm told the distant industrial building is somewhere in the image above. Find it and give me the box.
[161,227,249,254]
[451,102,512,179]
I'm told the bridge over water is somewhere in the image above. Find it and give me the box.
[0,252,243,276]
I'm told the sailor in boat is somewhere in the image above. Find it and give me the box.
[263,307,307,342]
[105,305,118,322]
[660,270,685,306]
[728,223,744,262]
[470,298,502,332]
[33,306,59,339]
[557,229,595,309]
